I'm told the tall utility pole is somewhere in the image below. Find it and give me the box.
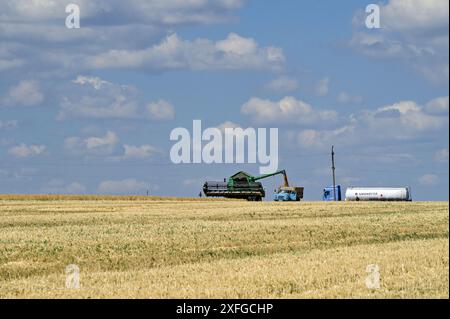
[331,145,336,201]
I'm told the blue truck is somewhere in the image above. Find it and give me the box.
[273,187,304,201]
[323,185,342,201]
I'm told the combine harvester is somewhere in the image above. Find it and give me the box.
[203,170,304,201]
[345,187,412,201]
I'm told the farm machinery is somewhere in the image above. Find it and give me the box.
[272,170,304,202]
[203,170,304,201]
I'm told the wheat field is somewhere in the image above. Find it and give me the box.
[0,196,448,298]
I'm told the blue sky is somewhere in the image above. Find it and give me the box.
[0,0,448,200]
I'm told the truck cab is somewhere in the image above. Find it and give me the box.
[323,185,342,201]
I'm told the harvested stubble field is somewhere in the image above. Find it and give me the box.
[0,195,448,298]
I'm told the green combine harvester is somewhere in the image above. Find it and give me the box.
[203,170,304,201]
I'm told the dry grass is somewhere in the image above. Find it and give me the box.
[0,198,448,298]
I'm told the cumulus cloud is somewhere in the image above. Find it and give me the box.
[1,80,44,107]
[58,76,139,119]
[265,76,299,92]
[41,179,87,194]
[381,0,449,33]
[0,1,248,76]
[216,121,241,132]
[418,174,440,186]
[72,75,111,90]
[0,0,244,35]
[147,100,175,120]
[59,76,174,120]
[368,100,447,132]
[241,96,337,125]
[8,143,46,158]
[121,144,160,160]
[292,97,449,149]
[350,0,449,83]
[0,1,109,22]
[425,96,449,114]
[294,125,355,149]
[98,178,155,194]
[86,33,285,72]
[64,131,118,156]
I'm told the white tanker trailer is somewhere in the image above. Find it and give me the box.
[345,187,412,201]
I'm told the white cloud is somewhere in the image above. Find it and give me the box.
[2,80,43,107]
[98,178,154,194]
[425,96,449,114]
[241,96,338,124]
[369,100,447,132]
[0,0,244,28]
[418,174,440,186]
[314,77,330,97]
[216,121,240,132]
[337,92,363,104]
[435,148,449,163]
[60,76,175,120]
[0,1,246,76]
[87,33,285,71]
[292,96,448,149]
[382,0,449,33]
[121,144,160,160]
[8,143,46,158]
[72,75,111,90]
[64,131,118,156]
[265,76,298,92]
[294,125,355,149]
[41,179,87,194]
[58,76,139,119]
[85,131,117,149]
[0,1,109,22]
[350,0,449,83]
[216,33,258,55]
[147,100,175,120]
